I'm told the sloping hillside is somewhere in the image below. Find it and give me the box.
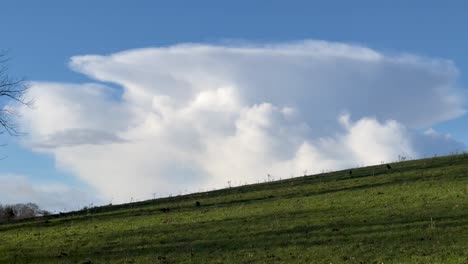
[1,154,467,263]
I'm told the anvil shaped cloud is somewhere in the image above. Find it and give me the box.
[13,41,466,203]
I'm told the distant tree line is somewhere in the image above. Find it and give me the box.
[0,203,50,223]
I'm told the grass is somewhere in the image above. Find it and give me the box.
[0,154,467,263]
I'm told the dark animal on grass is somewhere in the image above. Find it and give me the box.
[386,164,392,169]
[160,208,170,213]
[195,201,201,207]
[348,170,352,175]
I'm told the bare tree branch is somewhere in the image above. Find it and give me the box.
[0,52,31,137]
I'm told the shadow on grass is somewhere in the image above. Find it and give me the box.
[8,203,467,262]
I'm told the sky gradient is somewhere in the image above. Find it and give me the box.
[0,0,467,211]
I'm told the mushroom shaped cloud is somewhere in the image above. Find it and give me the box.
[12,40,466,204]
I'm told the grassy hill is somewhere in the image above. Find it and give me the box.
[1,154,467,263]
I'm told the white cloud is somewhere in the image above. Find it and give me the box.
[0,175,96,212]
[10,40,466,204]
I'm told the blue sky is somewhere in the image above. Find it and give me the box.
[1,0,467,210]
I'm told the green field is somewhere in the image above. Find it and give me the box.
[1,155,467,263]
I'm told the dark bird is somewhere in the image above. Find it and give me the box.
[195,201,201,207]
[349,170,352,175]
[160,208,170,213]
[386,164,392,169]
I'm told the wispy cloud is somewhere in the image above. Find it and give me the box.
[35,128,127,149]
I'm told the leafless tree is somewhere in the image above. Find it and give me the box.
[0,203,49,223]
[0,52,31,136]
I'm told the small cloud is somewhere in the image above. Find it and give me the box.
[415,128,465,156]
[34,128,127,149]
